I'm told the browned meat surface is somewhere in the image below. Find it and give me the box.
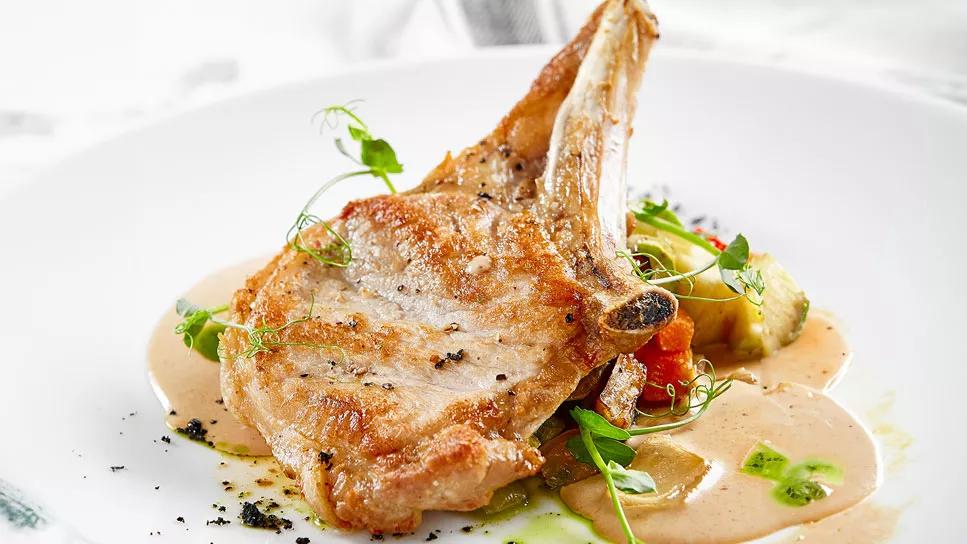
[220,0,672,533]
[595,354,648,428]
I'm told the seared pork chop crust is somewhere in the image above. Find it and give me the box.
[221,0,671,533]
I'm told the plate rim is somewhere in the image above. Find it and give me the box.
[7,44,966,205]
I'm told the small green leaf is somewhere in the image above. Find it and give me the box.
[773,478,828,506]
[720,268,745,295]
[718,234,749,270]
[741,442,789,481]
[361,138,403,173]
[739,267,766,298]
[570,407,631,440]
[566,435,636,467]
[347,124,371,142]
[608,461,656,494]
[176,298,199,317]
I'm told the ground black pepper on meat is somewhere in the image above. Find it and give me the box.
[319,451,334,470]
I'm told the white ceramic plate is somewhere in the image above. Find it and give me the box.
[1,47,965,544]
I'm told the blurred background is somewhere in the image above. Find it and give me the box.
[1,0,965,196]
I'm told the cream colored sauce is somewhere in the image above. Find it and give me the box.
[710,312,851,391]
[560,381,880,544]
[782,502,900,543]
[147,259,271,456]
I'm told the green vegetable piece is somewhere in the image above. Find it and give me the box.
[192,323,226,362]
[637,199,684,227]
[174,298,230,359]
[741,442,789,481]
[786,459,844,486]
[477,481,529,516]
[629,234,676,273]
[566,435,636,468]
[533,415,566,445]
[773,478,828,506]
[608,461,656,494]
[570,407,631,441]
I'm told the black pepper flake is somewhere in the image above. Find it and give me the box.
[477,192,493,200]
[319,451,334,470]
[507,391,516,396]
[176,517,185,523]
[565,313,574,323]
[300,373,309,378]
[363,382,374,386]
[177,418,210,444]
[461,526,473,533]
[514,162,523,171]
[240,502,292,531]
[169,410,177,416]
[426,533,438,541]
[496,373,507,381]
[110,466,125,472]
[371,535,384,541]
[347,319,358,328]
[206,517,230,526]
[296,538,311,544]
[447,349,465,361]
[397,284,405,292]
[160,435,171,444]
[381,383,394,390]
[434,359,446,369]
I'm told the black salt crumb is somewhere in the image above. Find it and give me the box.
[177,418,209,443]
[240,502,292,531]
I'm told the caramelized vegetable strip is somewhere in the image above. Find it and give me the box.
[595,354,647,428]
[636,309,697,403]
[539,430,600,488]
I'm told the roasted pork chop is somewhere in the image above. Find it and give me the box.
[220,0,673,533]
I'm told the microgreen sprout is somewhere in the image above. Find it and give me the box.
[566,363,733,544]
[174,295,344,362]
[629,200,766,305]
[174,300,229,361]
[290,103,404,267]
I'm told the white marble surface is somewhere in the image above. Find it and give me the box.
[1,0,965,196]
